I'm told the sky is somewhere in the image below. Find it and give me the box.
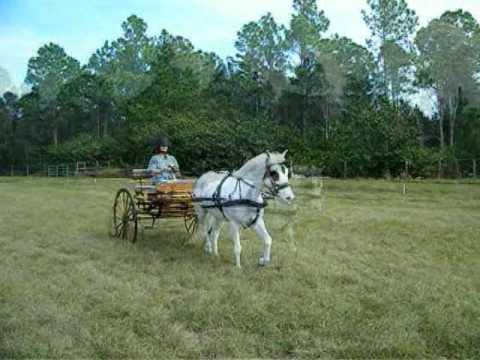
[1,0,480,90]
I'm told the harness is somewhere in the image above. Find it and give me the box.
[192,156,291,228]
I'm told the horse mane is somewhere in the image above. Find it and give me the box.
[233,152,285,179]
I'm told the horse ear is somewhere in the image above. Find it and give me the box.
[282,149,288,158]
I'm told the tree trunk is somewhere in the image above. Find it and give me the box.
[438,95,445,149]
[380,29,389,100]
[449,100,455,147]
[52,107,59,148]
[325,102,329,141]
[439,115,445,150]
[448,91,460,148]
[392,70,400,108]
[382,57,388,98]
[103,116,108,137]
[302,86,309,139]
[53,126,58,147]
[10,116,17,164]
[97,108,101,138]
[416,116,424,146]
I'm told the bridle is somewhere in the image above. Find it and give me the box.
[233,158,291,198]
[264,163,290,197]
[263,154,291,197]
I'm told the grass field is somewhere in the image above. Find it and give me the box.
[1,177,479,358]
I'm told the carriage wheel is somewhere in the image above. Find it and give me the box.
[184,213,198,234]
[112,188,138,243]
[182,213,198,244]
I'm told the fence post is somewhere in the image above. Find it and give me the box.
[290,160,294,178]
[473,159,477,178]
[405,160,409,178]
[438,159,442,179]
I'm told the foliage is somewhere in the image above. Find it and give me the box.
[26,43,81,105]
[362,0,418,102]
[416,14,480,148]
[288,0,330,60]
[234,12,289,115]
[46,134,122,164]
[2,2,480,178]
[88,15,156,101]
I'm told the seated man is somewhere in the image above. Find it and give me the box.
[147,137,180,184]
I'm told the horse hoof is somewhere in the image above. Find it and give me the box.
[258,257,270,266]
[204,247,213,255]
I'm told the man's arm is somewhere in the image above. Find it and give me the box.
[169,156,180,176]
[147,156,157,171]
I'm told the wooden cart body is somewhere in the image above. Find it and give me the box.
[111,170,197,242]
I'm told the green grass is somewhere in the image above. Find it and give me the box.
[1,177,479,358]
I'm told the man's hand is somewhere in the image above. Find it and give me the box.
[169,164,181,176]
[150,168,168,175]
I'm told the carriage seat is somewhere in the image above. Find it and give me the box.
[134,184,157,193]
[131,169,155,179]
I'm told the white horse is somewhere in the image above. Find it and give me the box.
[192,151,295,268]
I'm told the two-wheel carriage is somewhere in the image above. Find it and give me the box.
[110,169,198,243]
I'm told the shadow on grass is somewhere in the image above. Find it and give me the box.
[103,218,209,265]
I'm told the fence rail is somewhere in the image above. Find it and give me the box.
[289,158,479,179]
[1,158,479,179]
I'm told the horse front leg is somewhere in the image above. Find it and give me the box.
[211,220,222,256]
[254,217,272,266]
[228,222,242,268]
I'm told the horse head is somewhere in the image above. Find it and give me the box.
[264,150,295,204]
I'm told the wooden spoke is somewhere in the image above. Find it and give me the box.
[112,188,138,243]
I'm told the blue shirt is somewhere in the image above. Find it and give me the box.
[147,154,179,184]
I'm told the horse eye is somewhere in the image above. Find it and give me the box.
[271,171,279,181]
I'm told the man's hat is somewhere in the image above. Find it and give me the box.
[156,136,170,148]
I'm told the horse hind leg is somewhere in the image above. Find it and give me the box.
[203,213,218,255]
[211,220,223,256]
[228,221,242,268]
[194,205,211,253]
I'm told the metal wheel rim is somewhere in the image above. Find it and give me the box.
[113,188,138,243]
[184,214,198,234]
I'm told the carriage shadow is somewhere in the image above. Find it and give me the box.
[127,221,216,265]
[106,216,303,271]
[106,203,301,270]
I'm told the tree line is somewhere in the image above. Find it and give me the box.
[1,0,480,177]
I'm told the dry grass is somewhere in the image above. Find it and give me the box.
[0,176,479,358]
